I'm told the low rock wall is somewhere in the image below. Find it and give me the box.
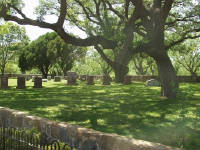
[130,75,200,82]
[0,107,181,150]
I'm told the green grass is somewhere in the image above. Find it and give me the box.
[0,79,200,149]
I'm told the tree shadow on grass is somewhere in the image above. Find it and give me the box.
[0,81,199,149]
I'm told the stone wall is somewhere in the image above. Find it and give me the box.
[0,107,181,150]
[130,75,200,82]
[2,73,199,83]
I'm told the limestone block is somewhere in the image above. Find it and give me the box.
[47,76,51,81]
[146,79,160,87]
[54,76,61,82]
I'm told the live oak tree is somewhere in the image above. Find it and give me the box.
[19,32,58,78]
[0,22,28,75]
[19,32,85,77]
[1,0,200,98]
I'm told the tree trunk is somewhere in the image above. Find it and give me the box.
[1,65,5,75]
[154,53,178,99]
[113,64,129,83]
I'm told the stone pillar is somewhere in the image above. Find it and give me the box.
[102,75,111,85]
[54,76,61,82]
[123,75,132,85]
[17,77,26,89]
[34,77,42,88]
[0,76,8,89]
[47,76,51,81]
[87,76,94,85]
[67,72,77,85]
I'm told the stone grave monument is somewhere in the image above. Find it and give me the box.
[67,72,77,85]
[47,76,51,81]
[146,79,160,87]
[0,76,8,89]
[87,75,94,85]
[54,76,61,82]
[17,76,26,89]
[34,77,42,88]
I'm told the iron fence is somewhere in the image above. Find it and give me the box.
[0,125,74,150]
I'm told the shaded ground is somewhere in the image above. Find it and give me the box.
[0,79,200,150]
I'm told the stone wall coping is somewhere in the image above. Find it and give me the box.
[0,107,182,150]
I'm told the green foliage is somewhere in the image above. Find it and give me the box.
[169,40,200,76]
[0,22,28,75]
[48,35,87,75]
[131,52,157,75]
[35,0,58,21]
[72,49,112,75]
[18,32,58,77]
[19,32,86,76]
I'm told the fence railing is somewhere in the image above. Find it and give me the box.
[0,125,74,150]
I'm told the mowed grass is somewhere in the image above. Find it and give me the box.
[0,79,200,149]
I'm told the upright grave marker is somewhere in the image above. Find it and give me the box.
[87,75,94,85]
[17,76,26,89]
[0,76,8,89]
[34,77,42,88]
[67,72,77,85]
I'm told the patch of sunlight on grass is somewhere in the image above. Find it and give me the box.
[97,119,106,125]
[165,114,181,121]
[194,93,200,96]
[92,89,106,93]
[146,112,160,117]
[127,114,136,119]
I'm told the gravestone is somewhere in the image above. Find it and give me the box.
[123,75,132,85]
[0,76,8,89]
[47,76,51,81]
[102,75,111,85]
[67,72,77,85]
[54,76,61,82]
[87,76,94,85]
[80,75,87,81]
[17,77,26,89]
[34,77,42,88]
[146,79,160,87]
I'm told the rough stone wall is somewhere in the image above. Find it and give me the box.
[130,76,200,82]
[0,107,181,150]
[2,74,199,83]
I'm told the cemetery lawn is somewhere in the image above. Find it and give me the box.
[0,79,200,150]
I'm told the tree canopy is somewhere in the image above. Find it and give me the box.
[0,22,28,75]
